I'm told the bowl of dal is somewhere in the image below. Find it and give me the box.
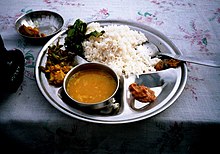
[63,62,120,110]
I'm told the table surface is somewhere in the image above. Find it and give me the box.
[1,0,220,153]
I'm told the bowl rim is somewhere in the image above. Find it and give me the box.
[63,62,120,108]
[15,10,64,39]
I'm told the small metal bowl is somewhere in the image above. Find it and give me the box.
[63,62,120,110]
[15,10,64,43]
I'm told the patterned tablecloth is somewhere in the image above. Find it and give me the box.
[0,0,220,153]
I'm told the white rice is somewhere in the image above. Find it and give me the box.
[82,22,160,77]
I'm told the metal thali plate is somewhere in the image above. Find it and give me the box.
[35,20,187,124]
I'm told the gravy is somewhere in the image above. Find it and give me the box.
[67,69,117,103]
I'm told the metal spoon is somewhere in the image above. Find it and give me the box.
[144,41,220,68]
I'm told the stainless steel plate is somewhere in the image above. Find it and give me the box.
[15,10,64,42]
[35,20,187,124]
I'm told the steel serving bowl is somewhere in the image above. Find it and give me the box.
[15,10,64,43]
[63,62,120,110]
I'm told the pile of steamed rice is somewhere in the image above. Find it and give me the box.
[82,22,160,77]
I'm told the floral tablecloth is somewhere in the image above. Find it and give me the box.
[0,0,220,153]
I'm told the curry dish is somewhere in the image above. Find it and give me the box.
[129,83,156,103]
[19,24,46,38]
[67,69,117,104]
[39,39,75,87]
[154,58,181,71]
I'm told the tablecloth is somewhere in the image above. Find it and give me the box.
[1,0,220,153]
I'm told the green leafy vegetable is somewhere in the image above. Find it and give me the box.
[85,30,105,39]
[64,19,104,57]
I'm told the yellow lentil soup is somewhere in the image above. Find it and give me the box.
[66,69,117,104]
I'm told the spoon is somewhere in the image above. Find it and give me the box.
[144,41,220,68]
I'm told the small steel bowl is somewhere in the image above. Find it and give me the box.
[15,10,64,43]
[63,62,120,110]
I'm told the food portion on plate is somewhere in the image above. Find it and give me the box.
[39,19,182,107]
[154,58,182,71]
[62,62,120,111]
[66,68,117,104]
[82,22,160,77]
[39,40,75,86]
[18,24,47,38]
[39,19,104,86]
[129,83,156,103]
